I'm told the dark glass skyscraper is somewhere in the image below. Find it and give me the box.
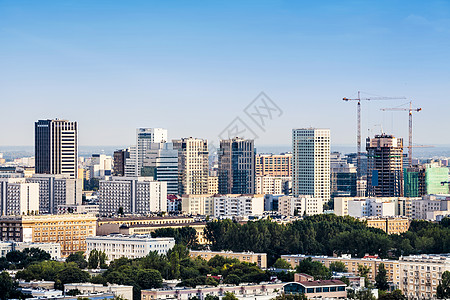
[35,119,78,178]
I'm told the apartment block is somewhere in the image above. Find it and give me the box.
[190,250,267,269]
[212,194,264,217]
[26,174,82,214]
[181,194,214,215]
[99,177,167,215]
[0,214,96,257]
[255,153,292,177]
[0,178,39,215]
[208,176,218,194]
[86,234,175,260]
[255,176,291,195]
[292,128,330,203]
[173,138,209,195]
[347,198,396,218]
[364,217,410,234]
[278,195,323,216]
[65,284,133,300]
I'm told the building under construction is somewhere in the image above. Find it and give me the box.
[366,134,404,197]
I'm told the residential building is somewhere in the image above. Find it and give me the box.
[347,198,395,218]
[181,194,214,215]
[255,153,292,177]
[331,152,357,198]
[65,284,133,300]
[255,176,291,195]
[35,119,78,179]
[113,149,130,176]
[208,176,218,194]
[278,195,323,216]
[0,241,61,259]
[281,254,402,286]
[212,194,264,217]
[0,178,39,215]
[366,134,404,197]
[173,138,209,195]
[142,142,178,194]
[399,254,450,299]
[189,250,267,268]
[57,204,99,215]
[364,217,410,234]
[292,128,330,203]
[98,177,167,215]
[218,138,255,194]
[135,128,168,176]
[86,234,175,260]
[141,282,285,300]
[0,214,96,257]
[26,174,82,214]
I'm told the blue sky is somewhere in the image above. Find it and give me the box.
[1,0,449,148]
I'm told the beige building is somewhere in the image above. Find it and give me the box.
[0,214,96,257]
[181,194,214,215]
[255,176,291,195]
[173,138,209,195]
[190,250,267,269]
[281,254,401,287]
[399,254,450,299]
[208,176,218,194]
[365,217,410,234]
[255,153,292,177]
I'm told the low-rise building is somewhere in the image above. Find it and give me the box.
[181,194,214,215]
[190,250,267,269]
[0,214,96,257]
[283,279,347,299]
[57,204,99,215]
[277,195,323,216]
[141,282,285,300]
[64,283,133,300]
[364,217,410,234]
[86,234,175,260]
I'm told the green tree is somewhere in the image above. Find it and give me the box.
[224,274,241,285]
[59,263,90,284]
[437,271,450,299]
[272,258,292,269]
[222,292,238,300]
[88,249,99,269]
[66,289,81,296]
[330,261,347,273]
[296,258,331,280]
[205,295,219,300]
[355,289,376,300]
[0,271,17,300]
[378,290,406,300]
[136,269,163,289]
[99,251,108,268]
[205,277,218,286]
[168,250,180,279]
[357,264,371,288]
[66,251,88,269]
[339,276,350,286]
[375,263,389,291]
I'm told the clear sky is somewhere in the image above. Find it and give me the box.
[1,0,449,148]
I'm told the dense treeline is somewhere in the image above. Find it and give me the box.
[204,215,450,264]
[151,226,201,249]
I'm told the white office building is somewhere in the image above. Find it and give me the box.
[0,178,39,216]
[86,234,175,260]
[292,128,330,203]
[347,198,396,218]
[26,174,82,214]
[278,195,323,216]
[99,177,167,215]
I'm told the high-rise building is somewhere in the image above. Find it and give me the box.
[218,138,255,194]
[173,138,209,195]
[142,143,178,195]
[366,134,404,197]
[98,177,167,215]
[35,119,78,178]
[135,128,168,176]
[292,128,330,203]
[404,166,426,197]
[0,178,40,216]
[255,153,292,177]
[330,152,357,198]
[113,149,130,176]
[424,162,449,194]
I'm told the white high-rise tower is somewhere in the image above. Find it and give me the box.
[292,128,330,203]
[134,128,168,176]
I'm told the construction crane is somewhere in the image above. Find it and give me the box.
[380,101,421,167]
[342,91,406,178]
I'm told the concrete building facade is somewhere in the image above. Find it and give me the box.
[0,178,39,216]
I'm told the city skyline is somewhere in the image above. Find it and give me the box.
[1,1,450,147]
